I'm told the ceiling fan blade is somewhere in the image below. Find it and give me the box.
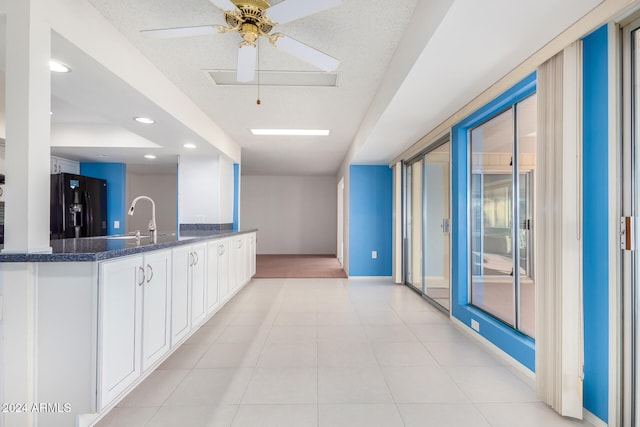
[267,0,341,24]
[209,0,237,10]
[237,44,257,82]
[140,25,219,39]
[274,35,339,72]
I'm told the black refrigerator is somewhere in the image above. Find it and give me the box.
[50,173,108,239]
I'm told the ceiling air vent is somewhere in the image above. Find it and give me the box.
[204,70,338,87]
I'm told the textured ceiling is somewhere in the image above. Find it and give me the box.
[1,0,607,176]
[85,0,418,175]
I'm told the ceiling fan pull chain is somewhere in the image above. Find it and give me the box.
[257,38,262,105]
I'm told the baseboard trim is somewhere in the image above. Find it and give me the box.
[583,409,607,427]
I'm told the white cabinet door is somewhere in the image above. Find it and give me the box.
[98,255,143,410]
[206,240,220,314]
[218,239,230,301]
[190,243,207,327]
[141,250,171,371]
[229,236,242,292]
[171,245,192,345]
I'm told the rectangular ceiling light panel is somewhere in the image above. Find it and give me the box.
[250,129,330,136]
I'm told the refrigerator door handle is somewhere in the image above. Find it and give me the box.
[84,191,93,236]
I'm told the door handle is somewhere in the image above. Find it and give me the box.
[138,266,145,286]
[146,264,154,283]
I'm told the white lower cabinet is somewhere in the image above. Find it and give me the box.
[141,250,172,371]
[96,234,254,413]
[217,238,230,303]
[98,256,143,410]
[171,242,207,346]
[98,249,172,410]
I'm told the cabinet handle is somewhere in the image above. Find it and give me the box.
[219,245,225,256]
[193,251,199,266]
[138,266,145,286]
[189,252,194,267]
[146,264,154,283]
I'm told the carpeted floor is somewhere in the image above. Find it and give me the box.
[255,254,348,278]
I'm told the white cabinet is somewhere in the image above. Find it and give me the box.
[50,155,80,174]
[98,249,172,410]
[171,242,207,345]
[98,255,143,410]
[206,239,226,314]
[190,243,207,327]
[141,250,172,371]
[217,238,230,303]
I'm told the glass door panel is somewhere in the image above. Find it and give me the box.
[470,108,516,327]
[408,160,424,289]
[516,94,537,338]
[423,143,451,310]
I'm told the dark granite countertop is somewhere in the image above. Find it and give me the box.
[0,229,257,262]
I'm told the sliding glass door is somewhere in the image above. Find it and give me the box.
[404,140,451,310]
[469,94,536,337]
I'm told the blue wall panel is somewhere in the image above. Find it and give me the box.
[80,162,126,236]
[582,25,609,423]
[450,72,536,371]
[349,165,393,276]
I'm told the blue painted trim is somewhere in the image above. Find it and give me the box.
[349,165,393,276]
[451,72,536,371]
[233,163,239,230]
[582,25,609,423]
[79,163,126,236]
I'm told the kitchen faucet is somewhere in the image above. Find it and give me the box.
[128,196,157,240]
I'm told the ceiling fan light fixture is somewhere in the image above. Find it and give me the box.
[251,129,330,136]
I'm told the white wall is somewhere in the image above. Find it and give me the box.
[126,170,177,234]
[241,175,337,254]
[177,155,234,225]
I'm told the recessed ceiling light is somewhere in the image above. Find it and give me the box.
[144,154,156,159]
[49,60,71,73]
[250,129,330,136]
[134,117,155,124]
[183,143,197,149]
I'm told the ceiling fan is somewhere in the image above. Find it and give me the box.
[141,0,341,82]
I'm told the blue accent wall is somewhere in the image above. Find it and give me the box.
[233,163,239,230]
[349,165,392,276]
[582,25,609,423]
[451,72,537,371]
[80,163,126,236]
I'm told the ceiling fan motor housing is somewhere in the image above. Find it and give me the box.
[226,0,277,45]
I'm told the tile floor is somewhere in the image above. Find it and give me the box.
[96,278,593,427]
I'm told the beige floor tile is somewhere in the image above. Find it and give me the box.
[232,404,317,427]
[164,368,254,406]
[318,366,393,404]
[95,407,158,427]
[318,404,404,427]
[477,402,595,427]
[146,405,238,427]
[118,369,190,407]
[241,367,317,404]
[380,365,469,404]
[257,342,317,367]
[446,366,540,403]
[371,341,438,367]
[317,341,378,367]
[194,342,262,369]
[397,403,492,427]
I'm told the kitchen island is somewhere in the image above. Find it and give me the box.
[0,229,257,427]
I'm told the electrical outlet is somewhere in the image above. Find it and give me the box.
[371,250,377,259]
[114,220,120,229]
[471,319,480,332]
[195,215,205,223]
